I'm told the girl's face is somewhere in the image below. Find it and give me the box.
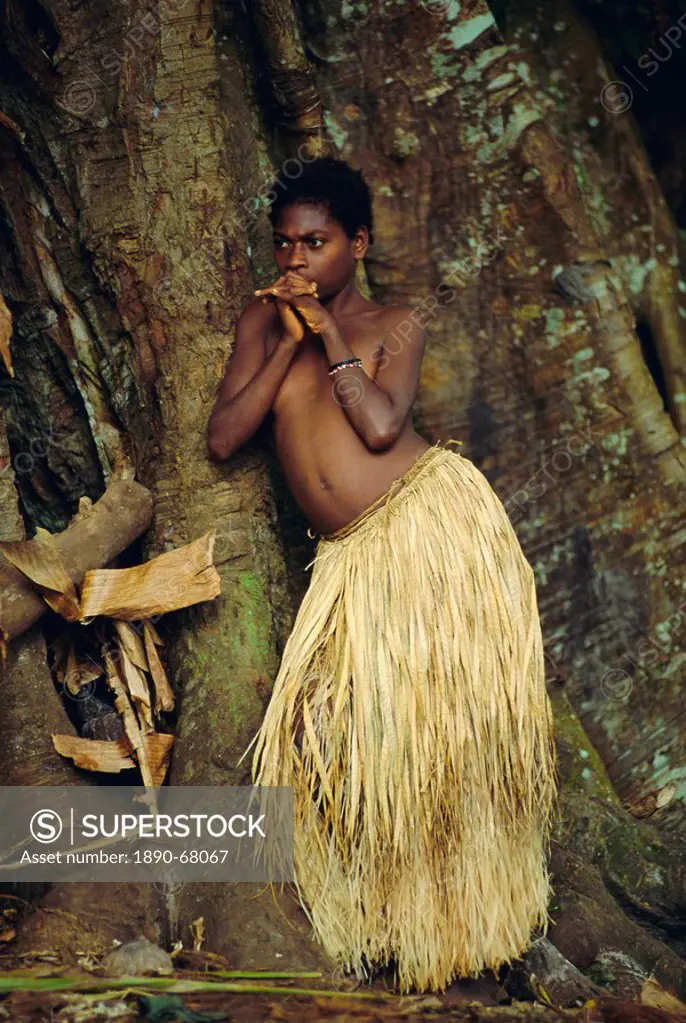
[272,202,366,300]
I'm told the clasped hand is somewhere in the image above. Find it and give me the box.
[254,272,336,343]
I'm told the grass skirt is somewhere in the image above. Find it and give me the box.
[248,440,558,993]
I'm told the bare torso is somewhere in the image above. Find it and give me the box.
[262,302,431,534]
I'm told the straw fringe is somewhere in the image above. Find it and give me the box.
[250,445,558,993]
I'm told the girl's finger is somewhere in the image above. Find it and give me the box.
[255,276,287,294]
[255,285,314,301]
[259,288,292,303]
[285,271,316,288]
[283,278,317,299]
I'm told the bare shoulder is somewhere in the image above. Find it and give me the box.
[238,296,279,329]
[237,296,280,352]
[373,302,423,336]
[382,302,417,324]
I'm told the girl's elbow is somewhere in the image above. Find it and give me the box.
[367,427,396,452]
[207,429,229,461]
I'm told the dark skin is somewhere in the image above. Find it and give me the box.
[207,201,430,534]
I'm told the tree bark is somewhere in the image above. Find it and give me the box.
[0,405,89,789]
[494,0,686,838]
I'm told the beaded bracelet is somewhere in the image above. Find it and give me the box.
[328,358,363,377]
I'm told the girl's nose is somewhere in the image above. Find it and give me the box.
[286,241,308,270]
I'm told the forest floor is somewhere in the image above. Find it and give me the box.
[1,897,684,1023]
[0,965,684,1023]
[0,985,678,1023]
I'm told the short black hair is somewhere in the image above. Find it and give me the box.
[267,156,375,247]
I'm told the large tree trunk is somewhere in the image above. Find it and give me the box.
[495,0,686,841]
[0,0,684,1000]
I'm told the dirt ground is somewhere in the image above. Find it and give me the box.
[1,966,685,1023]
[0,986,674,1023]
[1,894,684,1023]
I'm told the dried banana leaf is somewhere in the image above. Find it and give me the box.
[62,641,102,699]
[51,735,137,774]
[132,732,174,786]
[52,733,174,785]
[113,621,149,671]
[79,532,220,620]
[103,647,155,787]
[112,622,155,731]
[143,621,175,714]
[0,479,154,642]
[144,619,164,646]
[0,533,81,621]
[116,640,155,734]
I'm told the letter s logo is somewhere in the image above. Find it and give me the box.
[30,809,63,844]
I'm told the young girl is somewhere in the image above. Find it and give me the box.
[208,156,558,994]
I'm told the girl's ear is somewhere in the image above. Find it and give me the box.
[353,226,369,259]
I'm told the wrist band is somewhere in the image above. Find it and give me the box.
[328,358,362,377]
[329,359,361,375]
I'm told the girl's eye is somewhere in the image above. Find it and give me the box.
[273,238,324,249]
